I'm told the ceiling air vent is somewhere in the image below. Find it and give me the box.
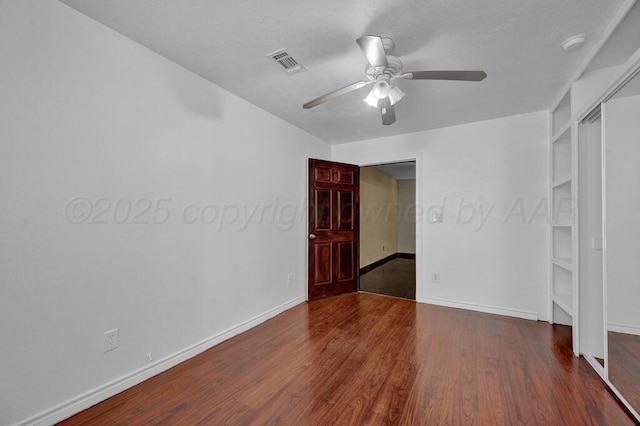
[267,49,305,74]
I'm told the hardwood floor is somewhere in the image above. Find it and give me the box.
[609,331,640,415]
[59,293,636,425]
[359,258,415,300]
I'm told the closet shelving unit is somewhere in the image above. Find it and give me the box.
[549,89,579,355]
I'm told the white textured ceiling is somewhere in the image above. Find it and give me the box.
[373,162,416,180]
[59,0,627,144]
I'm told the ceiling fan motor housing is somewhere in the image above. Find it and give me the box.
[365,55,404,81]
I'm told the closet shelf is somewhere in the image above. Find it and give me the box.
[549,88,577,355]
[552,293,573,316]
[551,121,571,143]
[552,174,572,188]
[552,222,573,228]
[552,257,573,272]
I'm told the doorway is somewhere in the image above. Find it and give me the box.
[358,161,417,300]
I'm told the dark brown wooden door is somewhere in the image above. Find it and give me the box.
[308,158,359,301]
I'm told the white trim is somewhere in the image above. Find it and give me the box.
[584,354,605,379]
[608,322,640,336]
[14,296,306,426]
[418,297,539,321]
[571,118,580,356]
[601,101,610,380]
[548,110,554,324]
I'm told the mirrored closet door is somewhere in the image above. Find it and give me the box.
[603,69,640,419]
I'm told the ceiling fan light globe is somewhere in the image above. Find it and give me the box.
[372,81,390,99]
[364,90,379,107]
[388,86,405,105]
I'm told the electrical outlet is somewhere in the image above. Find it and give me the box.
[103,329,119,352]
[287,273,293,285]
[432,273,441,283]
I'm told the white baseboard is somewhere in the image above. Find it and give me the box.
[418,297,539,321]
[608,322,640,336]
[16,296,306,426]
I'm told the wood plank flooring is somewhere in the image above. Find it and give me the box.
[359,258,416,300]
[59,293,636,425]
[609,331,640,415]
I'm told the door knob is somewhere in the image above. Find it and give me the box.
[309,233,316,239]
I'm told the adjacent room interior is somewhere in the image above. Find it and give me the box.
[359,162,417,300]
[2,0,640,424]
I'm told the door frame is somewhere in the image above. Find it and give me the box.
[307,152,423,302]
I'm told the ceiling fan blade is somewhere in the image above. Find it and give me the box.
[356,36,388,69]
[381,98,396,126]
[303,80,372,109]
[406,70,487,81]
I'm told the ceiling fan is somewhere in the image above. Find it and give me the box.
[302,36,487,125]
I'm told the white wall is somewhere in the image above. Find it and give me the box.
[0,1,330,424]
[333,112,549,320]
[397,180,417,254]
[604,94,640,334]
